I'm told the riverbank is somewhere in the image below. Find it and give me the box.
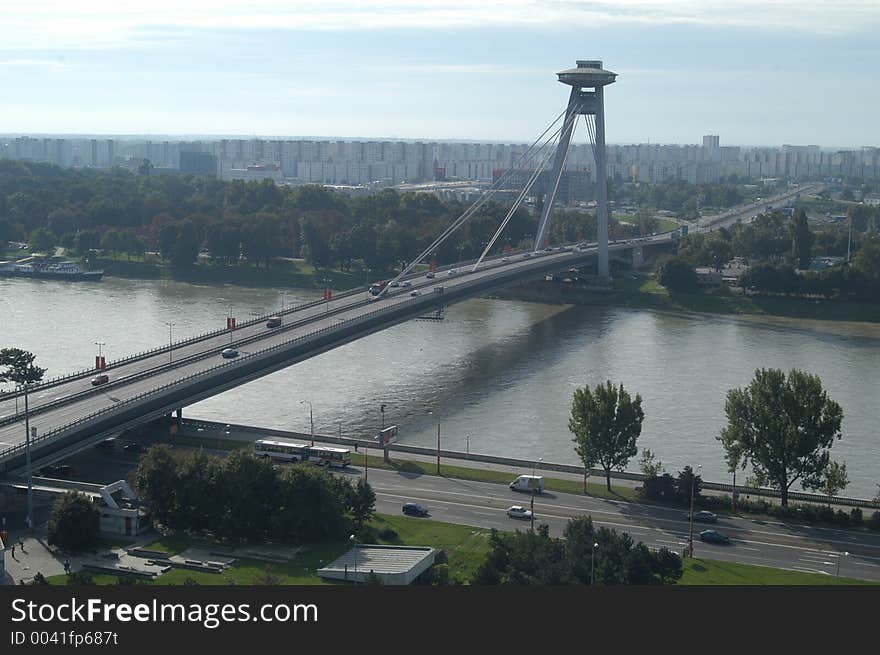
[98,257,366,290]
[491,275,880,324]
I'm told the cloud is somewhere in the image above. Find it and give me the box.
[1,0,877,52]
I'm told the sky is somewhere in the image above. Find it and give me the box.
[1,1,879,147]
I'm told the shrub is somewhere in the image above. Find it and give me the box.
[378,527,398,541]
[869,512,880,531]
[66,571,94,586]
[47,492,101,552]
[850,508,863,525]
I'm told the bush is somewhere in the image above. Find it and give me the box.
[869,512,880,531]
[641,474,677,501]
[657,256,699,293]
[378,527,398,542]
[66,571,94,586]
[47,492,101,552]
[850,508,863,524]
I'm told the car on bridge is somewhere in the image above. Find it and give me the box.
[426,272,435,279]
[402,280,412,287]
[91,373,109,386]
[266,316,282,328]
[507,505,533,520]
[402,502,430,517]
[699,529,731,545]
[447,269,457,276]
[221,348,239,359]
[410,290,421,297]
[389,281,400,287]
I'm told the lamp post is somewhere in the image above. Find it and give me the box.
[349,534,357,578]
[280,290,288,314]
[321,277,332,313]
[687,464,702,558]
[23,384,33,531]
[364,441,369,483]
[300,400,314,446]
[532,456,543,477]
[836,551,849,583]
[428,410,440,474]
[466,434,470,458]
[380,404,385,430]
[94,341,106,369]
[591,542,599,585]
[165,322,174,363]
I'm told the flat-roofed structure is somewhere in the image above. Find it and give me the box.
[318,545,435,585]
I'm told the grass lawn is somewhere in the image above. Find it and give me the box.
[681,558,876,585]
[45,513,491,586]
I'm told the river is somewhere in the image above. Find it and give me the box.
[1,275,878,497]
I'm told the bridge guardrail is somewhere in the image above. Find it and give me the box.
[177,418,880,511]
[0,292,433,463]
[0,246,678,464]
[0,287,384,428]
[0,286,365,401]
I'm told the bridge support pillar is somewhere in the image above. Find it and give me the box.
[175,408,182,421]
[632,246,644,269]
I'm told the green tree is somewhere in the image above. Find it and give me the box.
[853,240,880,279]
[47,492,101,552]
[639,449,663,478]
[349,478,376,528]
[719,368,843,506]
[0,348,47,388]
[29,226,55,253]
[791,209,814,270]
[676,465,703,502]
[657,256,698,293]
[170,219,199,267]
[818,460,849,501]
[132,444,180,526]
[570,381,644,491]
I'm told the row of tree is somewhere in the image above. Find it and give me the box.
[568,368,847,507]
[473,516,682,584]
[133,446,375,542]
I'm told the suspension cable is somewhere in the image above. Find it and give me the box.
[379,108,569,292]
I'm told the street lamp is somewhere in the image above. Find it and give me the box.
[321,277,332,313]
[21,383,34,531]
[532,456,543,477]
[165,322,175,363]
[428,410,440,474]
[280,290,288,314]
[687,464,702,558]
[591,542,599,585]
[349,534,358,577]
[300,400,314,446]
[836,551,849,583]
[466,434,470,458]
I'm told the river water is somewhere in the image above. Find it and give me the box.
[1,276,878,497]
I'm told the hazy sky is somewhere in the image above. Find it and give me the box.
[2,1,878,147]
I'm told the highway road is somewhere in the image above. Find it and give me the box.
[0,234,675,463]
[694,182,824,233]
[363,467,880,582]
[26,443,880,582]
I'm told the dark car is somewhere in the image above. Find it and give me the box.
[221,348,239,359]
[699,529,731,545]
[91,373,109,386]
[266,316,282,328]
[402,502,429,517]
[685,510,718,524]
[123,442,147,454]
[94,438,116,452]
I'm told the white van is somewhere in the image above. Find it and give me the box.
[509,475,544,493]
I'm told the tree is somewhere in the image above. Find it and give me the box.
[639,449,663,478]
[719,368,843,506]
[0,348,46,388]
[853,240,880,279]
[657,256,698,293]
[132,445,180,525]
[170,219,199,267]
[570,381,644,491]
[791,209,814,270]
[675,466,703,502]
[47,492,101,552]
[819,460,849,501]
[718,438,744,511]
[349,478,376,528]
[29,226,55,253]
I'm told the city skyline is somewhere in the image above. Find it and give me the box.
[1,2,878,147]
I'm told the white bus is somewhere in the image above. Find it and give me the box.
[253,438,311,462]
[307,446,352,468]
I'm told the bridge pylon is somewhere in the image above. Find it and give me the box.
[534,60,616,280]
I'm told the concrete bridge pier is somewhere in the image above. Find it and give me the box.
[632,246,645,269]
